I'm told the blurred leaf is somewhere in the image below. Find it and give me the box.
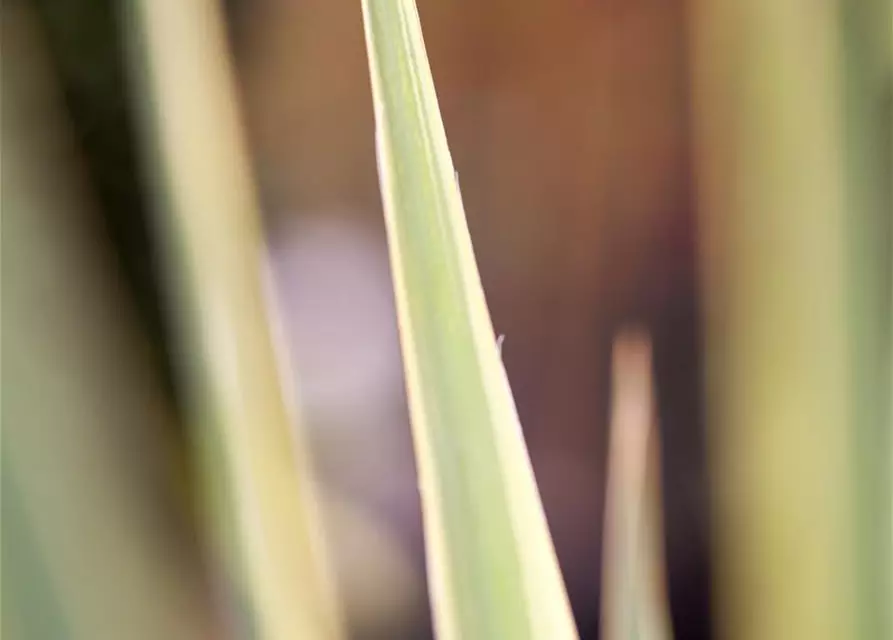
[123,1,343,638]
[839,1,893,637]
[360,2,577,638]
[691,1,859,638]
[600,332,673,640]
[2,7,209,639]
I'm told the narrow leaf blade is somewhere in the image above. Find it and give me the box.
[361,2,577,638]
[124,1,343,638]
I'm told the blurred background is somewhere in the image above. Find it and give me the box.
[2,1,890,639]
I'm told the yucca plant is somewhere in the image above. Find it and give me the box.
[11,0,893,638]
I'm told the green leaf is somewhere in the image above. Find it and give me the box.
[124,1,343,638]
[360,2,577,638]
[691,1,861,638]
[2,8,210,638]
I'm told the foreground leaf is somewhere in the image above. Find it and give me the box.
[360,2,577,638]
